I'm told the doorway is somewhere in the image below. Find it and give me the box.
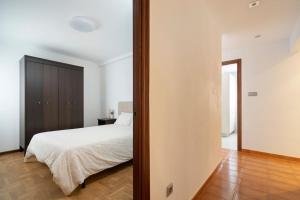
[221,59,242,151]
[0,0,150,199]
[133,0,150,199]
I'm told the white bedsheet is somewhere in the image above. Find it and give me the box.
[24,124,133,195]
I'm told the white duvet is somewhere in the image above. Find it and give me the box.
[24,124,133,195]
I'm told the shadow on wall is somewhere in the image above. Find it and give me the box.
[99,56,133,118]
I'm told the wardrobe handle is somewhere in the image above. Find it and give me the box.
[37,101,41,105]
[46,101,49,105]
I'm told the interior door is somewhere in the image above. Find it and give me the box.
[25,61,44,148]
[43,64,59,131]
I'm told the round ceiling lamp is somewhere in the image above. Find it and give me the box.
[69,16,99,33]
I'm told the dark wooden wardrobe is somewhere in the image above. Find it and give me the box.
[20,56,84,151]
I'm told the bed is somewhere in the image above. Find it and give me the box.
[24,102,133,195]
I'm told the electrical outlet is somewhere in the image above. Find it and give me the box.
[166,183,173,197]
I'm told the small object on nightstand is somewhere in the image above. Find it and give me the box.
[98,118,116,126]
[108,109,115,119]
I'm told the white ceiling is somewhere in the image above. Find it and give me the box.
[206,0,300,50]
[0,0,132,65]
[1,0,299,61]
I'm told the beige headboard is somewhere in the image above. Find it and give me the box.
[118,101,133,115]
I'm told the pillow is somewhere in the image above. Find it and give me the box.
[115,112,133,126]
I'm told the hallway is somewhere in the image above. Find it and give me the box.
[194,150,300,200]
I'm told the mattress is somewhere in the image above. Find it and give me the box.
[24,124,133,195]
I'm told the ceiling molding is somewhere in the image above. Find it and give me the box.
[99,52,133,67]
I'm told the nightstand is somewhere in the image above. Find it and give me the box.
[98,118,116,126]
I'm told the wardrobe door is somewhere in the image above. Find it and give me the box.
[71,69,83,128]
[58,68,73,129]
[25,61,43,148]
[43,65,59,131]
[58,68,83,129]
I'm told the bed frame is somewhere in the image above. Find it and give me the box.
[81,101,133,189]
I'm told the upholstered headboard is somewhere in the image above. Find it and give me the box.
[118,101,133,115]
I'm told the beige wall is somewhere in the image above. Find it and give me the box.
[223,39,300,158]
[149,1,222,199]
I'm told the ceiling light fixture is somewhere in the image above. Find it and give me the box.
[69,16,99,33]
[249,1,260,8]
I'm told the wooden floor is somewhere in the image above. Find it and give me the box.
[195,149,300,200]
[0,152,132,200]
[2,150,300,200]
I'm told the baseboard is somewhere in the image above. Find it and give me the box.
[242,149,300,162]
[0,149,21,156]
[192,161,222,199]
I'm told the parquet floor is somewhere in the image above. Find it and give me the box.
[2,150,300,200]
[0,152,133,200]
[195,150,300,200]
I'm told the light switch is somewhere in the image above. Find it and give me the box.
[248,92,258,96]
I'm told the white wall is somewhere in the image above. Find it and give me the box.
[229,73,237,132]
[221,70,237,136]
[223,39,300,158]
[150,0,222,199]
[0,43,101,153]
[100,56,133,118]
[221,72,230,134]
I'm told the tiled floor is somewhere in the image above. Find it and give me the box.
[194,149,300,200]
[0,152,133,200]
[222,133,237,150]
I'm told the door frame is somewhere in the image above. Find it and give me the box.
[133,0,150,199]
[222,59,242,151]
